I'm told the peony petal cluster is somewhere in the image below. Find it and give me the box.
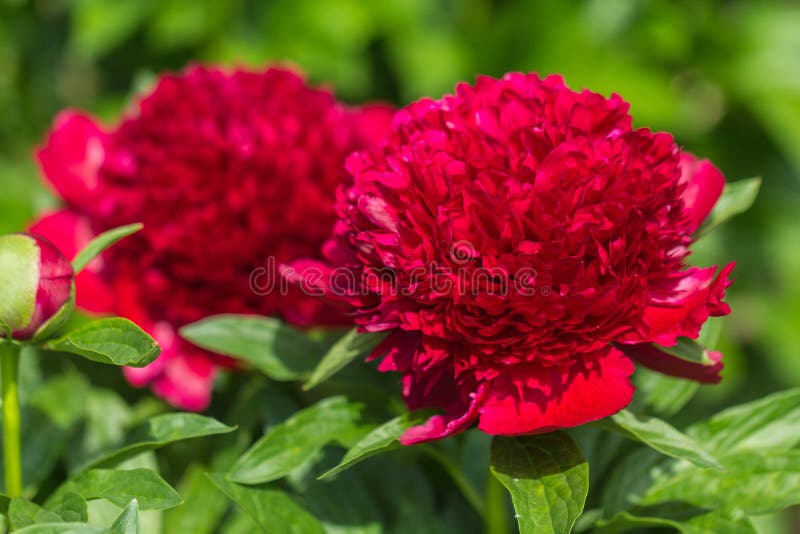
[32,65,393,410]
[299,73,733,443]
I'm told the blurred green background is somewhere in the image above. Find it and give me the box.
[0,0,798,530]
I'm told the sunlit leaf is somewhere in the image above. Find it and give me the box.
[643,450,800,514]
[44,318,160,367]
[689,387,800,454]
[304,329,388,390]
[75,413,235,472]
[180,315,319,381]
[599,409,721,469]
[72,223,142,273]
[695,178,761,237]
[490,432,588,534]
[207,473,324,534]
[320,413,424,479]
[49,468,181,511]
[229,397,361,484]
[108,499,140,534]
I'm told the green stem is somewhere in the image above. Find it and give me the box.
[485,470,509,534]
[1,342,22,498]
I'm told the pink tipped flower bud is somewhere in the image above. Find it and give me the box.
[0,233,74,340]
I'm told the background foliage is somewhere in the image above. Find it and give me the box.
[0,0,798,532]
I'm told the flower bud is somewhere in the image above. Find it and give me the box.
[0,233,74,340]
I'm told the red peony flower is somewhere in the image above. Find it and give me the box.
[32,65,393,410]
[295,73,733,444]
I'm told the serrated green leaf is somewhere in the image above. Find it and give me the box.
[490,432,588,534]
[304,329,388,390]
[44,317,160,367]
[50,468,181,511]
[598,409,721,469]
[229,396,361,484]
[8,498,61,530]
[72,223,142,273]
[688,387,800,454]
[695,177,761,237]
[643,450,800,514]
[320,414,422,479]
[46,492,88,523]
[75,413,235,472]
[180,314,319,381]
[108,499,140,534]
[13,524,105,534]
[206,473,324,534]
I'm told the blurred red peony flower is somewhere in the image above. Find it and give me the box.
[296,73,733,444]
[32,65,393,410]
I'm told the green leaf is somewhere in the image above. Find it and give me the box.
[75,413,235,472]
[594,505,756,534]
[229,396,361,485]
[634,318,722,417]
[695,177,761,237]
[207,473,324,534]
[304,329,388,390]
[44,317,160,367]
[654,337,716,365]
[13,524,105,534]
[72,223,142,273]
[689,387,800,454]
[643,450,800,515]
[164,464,229,534]
[8,498,61,530]
[599,448,664,516]
[108,499,140,534]
[320,414,423,479]
[180,314,319,381]
[634,369,699,417]
[598,409,721,469]
[47,492,88,523]
[490,432,589,534]
[302,469,383,533]
[50,468,182,511]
